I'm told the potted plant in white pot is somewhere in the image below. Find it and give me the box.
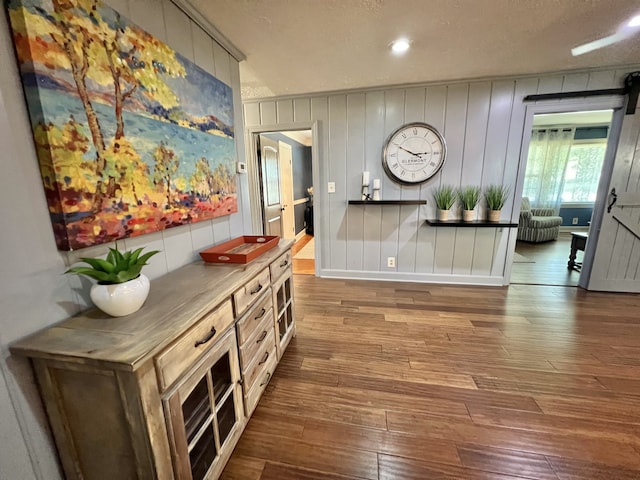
[484,184,510,222]
[433,184,457,221]
[65,246,160,317]
[458,186,482,222]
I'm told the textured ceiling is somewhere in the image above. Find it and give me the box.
[190,0,640,99]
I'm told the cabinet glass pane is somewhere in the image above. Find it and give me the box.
[211,353,232,404]
[277,285,285,312]
[189,424,217,480]
[278,316,286,340]
[217,394,237,446]
[284,278,291,301]
[182,377,212,445]
[286,303,294,329]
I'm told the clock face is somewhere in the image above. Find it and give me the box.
[382,122,447,185]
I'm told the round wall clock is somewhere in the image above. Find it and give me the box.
[381,122,447,185]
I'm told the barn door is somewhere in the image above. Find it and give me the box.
[587,110,640,292]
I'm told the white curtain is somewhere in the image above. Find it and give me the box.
[522,128,575,210]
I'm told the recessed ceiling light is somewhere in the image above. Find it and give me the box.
[390,38,410,55]
[629,15,640,27]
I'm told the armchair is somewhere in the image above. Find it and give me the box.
[517,197,563,243]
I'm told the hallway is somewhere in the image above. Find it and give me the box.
[292,234,315,275]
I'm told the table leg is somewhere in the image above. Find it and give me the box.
[568,236,578,270]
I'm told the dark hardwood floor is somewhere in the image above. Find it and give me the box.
[222,274,640,479]
[511,232,586,287]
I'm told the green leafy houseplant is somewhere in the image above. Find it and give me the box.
[66,246,160,285]
[484,184,510,211]
[433,184,457,210]
[458,186,482,210]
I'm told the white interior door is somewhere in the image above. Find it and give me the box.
[587,110,640,292]
[278,141,295,239]
[259,135,283,237]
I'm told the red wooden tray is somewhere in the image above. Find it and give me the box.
[199,235,280,264]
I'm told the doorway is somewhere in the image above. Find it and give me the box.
[254,129,315,275]
[511,109,614,286]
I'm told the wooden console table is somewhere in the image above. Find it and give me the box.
[11,239,295,480]
[568,232,588,271]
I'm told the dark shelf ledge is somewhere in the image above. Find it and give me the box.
[425,219,518,227]
[348,200,427,205]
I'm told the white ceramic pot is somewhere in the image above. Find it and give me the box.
[437,209,450,221]
[488,210,502,222]
[90,274,150,317]
[462,209,476,222]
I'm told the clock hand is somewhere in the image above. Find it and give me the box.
[398,146,420,156]
[398,146,432,156]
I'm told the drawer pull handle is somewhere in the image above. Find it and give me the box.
[256,330,268,343]
[259,371,271,387]
[259,351,269,365]
[251,283,263,295]
[279,259,289,267]
[194,327,217,347]
[254,308,266,321]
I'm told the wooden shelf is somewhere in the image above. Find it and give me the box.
[348,200,427,205]
[425,219,518,227]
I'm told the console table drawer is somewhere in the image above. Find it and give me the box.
[233,267,271,316]
[242,327,275,390]
[236,291,273,344]
[155,299,234,390]
[244,346,278,416]
[270,250,292,282]
[239,311,274,367]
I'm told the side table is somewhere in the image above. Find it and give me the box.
[568,232,588,271]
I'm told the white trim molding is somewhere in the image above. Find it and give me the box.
[319,270,506,287]
[169,0,246,61]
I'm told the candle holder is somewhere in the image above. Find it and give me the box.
[372,179,381,200]
[362,171,371,200]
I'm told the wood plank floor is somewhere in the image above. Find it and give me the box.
[512,232,585,287]
[222,275,640,480]
[292,234,315,275]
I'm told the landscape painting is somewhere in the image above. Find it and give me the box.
[7,0,237,250]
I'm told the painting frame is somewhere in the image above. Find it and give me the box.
[6,0,238,251]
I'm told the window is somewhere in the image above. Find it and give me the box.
[561,140,607,203]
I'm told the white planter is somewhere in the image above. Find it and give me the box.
[90,274,150,317]
[488,209,502,222]
[462,209,476,222]
[437,209,450,221]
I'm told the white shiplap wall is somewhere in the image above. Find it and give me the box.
[244,69,637,285]
[0,1,249,478]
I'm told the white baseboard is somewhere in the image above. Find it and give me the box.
[318,269,506,286]
[560,226,589,233]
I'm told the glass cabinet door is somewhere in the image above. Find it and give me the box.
[164,329,244,480]
[273,273,295,358]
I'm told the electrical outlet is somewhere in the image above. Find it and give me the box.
[572,217,579,225]
[328,182,336,193]
[387,257,396,268]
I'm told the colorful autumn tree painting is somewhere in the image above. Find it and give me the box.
[7,0,237,250]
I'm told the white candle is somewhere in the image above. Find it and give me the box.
[373,178,381,189]
[362,171,370,186]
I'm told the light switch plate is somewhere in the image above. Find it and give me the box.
[328,182,336,193]
[236,161,247,174]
